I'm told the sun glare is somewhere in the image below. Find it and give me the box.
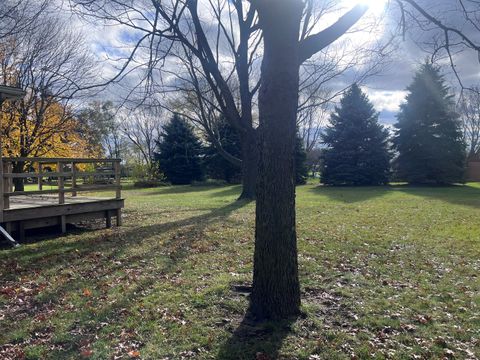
[344,0,387,15]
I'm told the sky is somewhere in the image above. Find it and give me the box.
[66,0,479,126]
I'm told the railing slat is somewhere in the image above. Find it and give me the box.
[3,171,116,178]
[57,162,65,204]
[4,185,120,197]
[38,163,43,191]
[71,161,77,197]
[1,157,122,204]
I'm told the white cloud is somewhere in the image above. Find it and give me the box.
[366,89,407,112]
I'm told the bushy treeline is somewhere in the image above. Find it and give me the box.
[320,63,466,186]
[154,63,466,187]
[154,115,309,185]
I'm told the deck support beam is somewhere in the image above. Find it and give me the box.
[0,225,19,247]
[60,215,67,234]
[116,209,122,226]
[106,211,112,228]
[18,221,25,242]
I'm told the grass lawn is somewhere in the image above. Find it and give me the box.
[0,183,479,359]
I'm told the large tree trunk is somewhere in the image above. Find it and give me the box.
[238,130,257,200]
[250,0,303,320]
[13,161,25,192]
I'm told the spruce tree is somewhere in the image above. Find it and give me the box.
[321,84,391,185]
[393,63,466,184]
[204,119,242,183]
[155,115,204,185]
[295,133,309,185]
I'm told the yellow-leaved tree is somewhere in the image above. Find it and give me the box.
[1,101,98,159]
[0,9,98,190]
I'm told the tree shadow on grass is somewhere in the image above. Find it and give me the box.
[142,184,236,196]
[1,198,252,267]
[217,311,298,360]
[389,183,480,209]
[0,198,254,357]
[308,185,392,203]
[208,185,242,198]
[309,183,480,208]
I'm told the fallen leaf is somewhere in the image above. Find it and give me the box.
[81,349,93,357]
[83,288,92,297]
[128,350,141,358]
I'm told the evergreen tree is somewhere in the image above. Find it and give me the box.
[155,115,204,185]
[321,84,391,185]
[204,119,242,183]
[295,133,309,185]
[393,63,466,184]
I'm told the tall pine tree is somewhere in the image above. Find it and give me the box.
[393,63,466,184]
[204,119,242,183]
[321,84,391,185]
[155,115,204,185]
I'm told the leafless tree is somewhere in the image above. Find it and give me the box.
[394,0,480,93]
[0,9,97,190]
[69,0,380,320]
[0,0,49,40]
[77,101,126,159]
[298,102,328,152]
[119,108,163,175]
[70,0,391,201]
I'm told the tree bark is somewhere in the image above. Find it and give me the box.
[238,130,258,200]
[250,0,303,320]
[13,161,25,192]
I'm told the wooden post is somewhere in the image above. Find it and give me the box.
[18,221,25,242]
[116,209,122,226]
[114,161,122,226]
[106,211,112,228]
[114,161,121,199]
[57,161,65,204]
[58,161,66,234]
[71,161,77,197]
[3,161,11,210]
[7,162,12,193]
[38,162,43,191]
[60,215,67,234]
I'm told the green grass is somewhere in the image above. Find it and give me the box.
[1,184,479,359]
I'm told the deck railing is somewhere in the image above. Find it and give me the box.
[0,157,122,213]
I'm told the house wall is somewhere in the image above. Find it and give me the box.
[466,161,480,182]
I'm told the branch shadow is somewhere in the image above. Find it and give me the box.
[1,198,252,271]
[208,185,242,198]
[0,198,254,356]
[309,185,391,203]
[142,184,235,196]
[308,183,480,208]
[390,183,480,209]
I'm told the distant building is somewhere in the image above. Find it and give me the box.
[466,155,480,181]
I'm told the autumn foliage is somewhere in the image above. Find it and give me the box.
[1,100,99,159]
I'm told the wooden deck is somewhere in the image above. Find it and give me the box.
[8,194,113,210]
[2,195,124,241]
[1,157,124,244]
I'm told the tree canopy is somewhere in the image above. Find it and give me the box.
[155,115,204,185]
[393,63,466,184]
[321,84,391,186]
[204,119,242,184]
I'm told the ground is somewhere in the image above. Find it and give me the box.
[0,183,479,359]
